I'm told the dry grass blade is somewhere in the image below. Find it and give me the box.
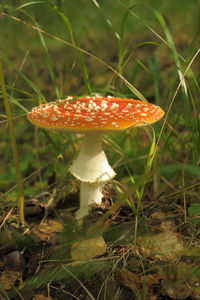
[61,265,96,300]
[0,60,25,225]
[153,47,200,161]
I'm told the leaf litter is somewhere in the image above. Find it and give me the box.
[1,200,200,299]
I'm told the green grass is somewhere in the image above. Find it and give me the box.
[0,0,200,298]
[0,60,25,225]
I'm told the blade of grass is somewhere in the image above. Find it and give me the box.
[0,51,45,102]
[116,1,178,53]
[161,163,200,177]
[127,126,156,204]
[153,47,200,162]
[118,5,137,75]
[49,3,92,95]
[115,1,191,98]
[148,55,160,105]
[11,50,29,97]
[1,11,147,101]
[90,1,150,99]
[117,0,193,121]
[16,1,44,10]
[33,18,61,99]
[122,42,160,72]
[62,265,96,300]
[15,6,61,99]
[0,282,11,300]
[152,9,188,95]
[9,96,29,113]
[0,60,25,225]
[91,0,120,40]
[126,127,156,243]
[152,9,191,123]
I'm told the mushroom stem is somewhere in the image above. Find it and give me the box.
[76,182,103,219]
[70,132,116,219]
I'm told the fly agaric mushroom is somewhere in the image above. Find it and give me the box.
[27,96,164,219]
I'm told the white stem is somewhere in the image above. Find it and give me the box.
[70,132,116,219]
[76,182,103,220]
[70,132,116,184]
[81,181,103,205]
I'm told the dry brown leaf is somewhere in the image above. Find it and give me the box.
[117,269,163,299]
[38,220,64,233]
[160,220,177,231]
[33,220,64,241]
[32,228,50,241]
[163,283,191,299]
[0,270,22,290]
[71,236,107,261]
[151,211,166,219]
[161,262,199,299]
[139,230,184,259]
[117,268,141,291]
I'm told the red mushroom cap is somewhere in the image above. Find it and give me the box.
[27,96,165,132]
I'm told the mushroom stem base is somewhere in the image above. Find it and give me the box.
[76,182,103,220]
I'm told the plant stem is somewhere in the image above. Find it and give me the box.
[0,60,25,225]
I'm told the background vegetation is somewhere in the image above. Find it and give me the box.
[0,0,200,299]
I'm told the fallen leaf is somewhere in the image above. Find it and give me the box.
[117,268,141,291]
[117,269,160,298]
[38,220,64,233]
[163,283,191,299]
[71,236,107,261]
[0,270,22,290]
[139,230,184,259]
[151,211,166,219]
[160,219,177,231]
[161,262,199,299]
[32,220,64,241]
